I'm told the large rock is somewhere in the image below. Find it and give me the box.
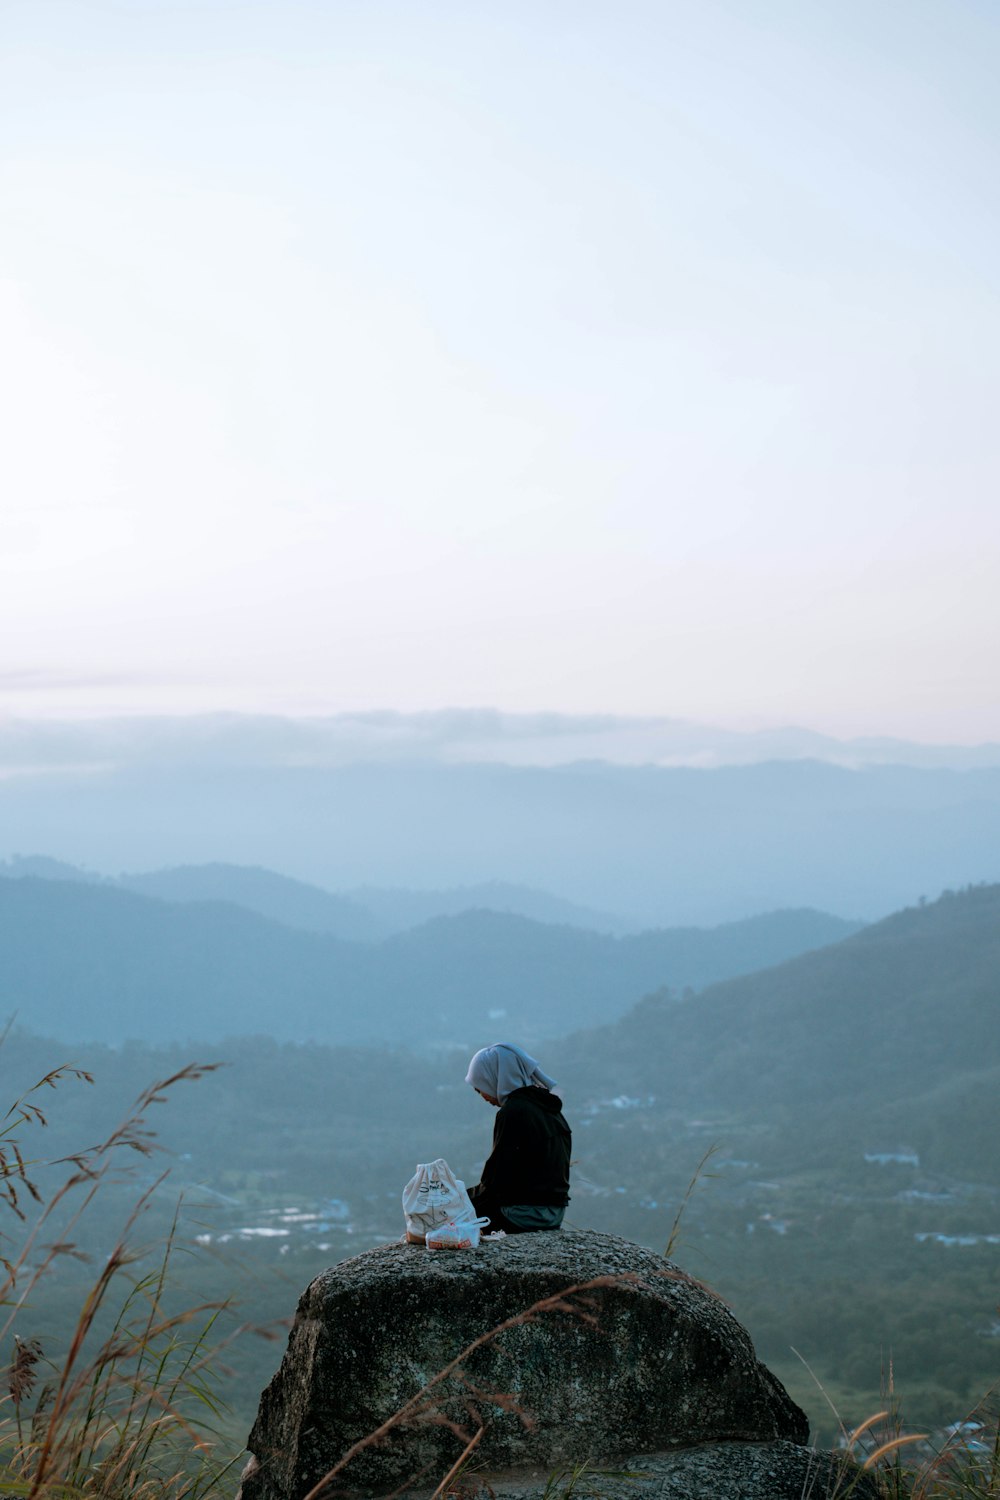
[243,1230,814,1498]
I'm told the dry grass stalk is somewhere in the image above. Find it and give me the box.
[0,1056,240,1500]
[793,1345,1000,1499]
[663,1142,720,1261]
[428,1426,485,1500]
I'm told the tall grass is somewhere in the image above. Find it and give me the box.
[859,1397,1000,1500]
[1,1058,241,1500]
[795,1347,1000,1499]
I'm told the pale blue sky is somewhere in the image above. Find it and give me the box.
[2,1,998,739]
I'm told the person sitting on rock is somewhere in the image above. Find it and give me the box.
[465,1042,571,1234]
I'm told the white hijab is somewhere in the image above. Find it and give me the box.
[465,1042,558,1103]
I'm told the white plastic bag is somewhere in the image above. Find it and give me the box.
[402,1159,475,1243]
[426,1216,491,1251]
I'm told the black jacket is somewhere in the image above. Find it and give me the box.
[472,1086,571,1207]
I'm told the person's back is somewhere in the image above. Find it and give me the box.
[465,1043,571,1233]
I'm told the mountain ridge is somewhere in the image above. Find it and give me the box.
[1,855,642,936]
[560,882,1000,1178]
[0,874,860,1048]
[5,708,1000,772]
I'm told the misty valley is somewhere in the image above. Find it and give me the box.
[4,860,998,1460]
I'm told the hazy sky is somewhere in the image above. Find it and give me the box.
[2,0,998,740]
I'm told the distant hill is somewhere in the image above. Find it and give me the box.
[1,858,641,936]
[345,881,635,935]
[6,709,1000,773]
[117,866,634,938]
[0,854,103,884]
[561,884,1000,1180]
[119,863,386,942]
[2,856,637,937]
[379,907,861,1040]
[0,877,858,1048]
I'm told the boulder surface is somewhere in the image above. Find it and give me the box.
[559,1442,880,1499]
[243,1229,810,1498]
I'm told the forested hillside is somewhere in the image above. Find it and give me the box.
[120,862,386,940]
[560,883,1000,1179]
